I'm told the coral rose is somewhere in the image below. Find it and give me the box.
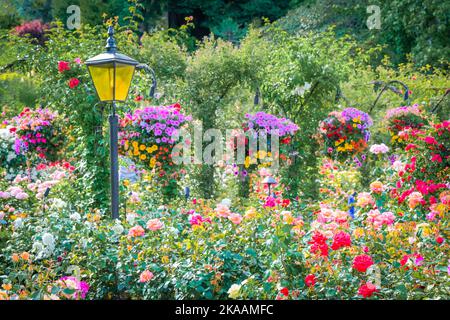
[146,218,163,231]
[139,270,154,283]
[128,225,145,237]
[370,181,384,194]
[228,213,243,225]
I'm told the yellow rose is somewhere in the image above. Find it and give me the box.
[227,284,241,299]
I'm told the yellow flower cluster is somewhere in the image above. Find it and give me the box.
[124,141,158,164]
[336,142,353,152]
[352,116,361,128]
[244,151,273,168]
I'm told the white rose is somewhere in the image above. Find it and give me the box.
[126,213,136,225]
[221,198,232,207]
[69,212,81,221]
[52,198,66,209]
[112,223,124,235]
[14,218,23,229]
[32,241,44,253]
[42,232,55,246]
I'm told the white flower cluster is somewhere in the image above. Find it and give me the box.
[0,127,17,164]
[32,232,56,259]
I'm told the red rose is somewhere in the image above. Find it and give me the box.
[281,198,290,207]
[353,254,374,272]
[309,231,329,257]
[280,287,289,297]
[58,61,70,73]
[431,154,442,163]
[68,78,80,89]
[172,103,181,111]
[331,231,351,250]
[281,136,291,144]
[358,282,378,298]
[436,237,444,244]
[135,95,143,102]
[305,274,316,287]
[424,136,438,145]
[405,144,418,151]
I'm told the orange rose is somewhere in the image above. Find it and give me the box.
[11,254,19,263]
[20,252,30,261]
[370,181,384,194]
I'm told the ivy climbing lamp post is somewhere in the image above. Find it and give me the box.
[85,26,138,219]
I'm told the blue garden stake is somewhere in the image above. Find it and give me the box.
[348,192,356,219]
[184,186,190,200]
[43,187,51,214]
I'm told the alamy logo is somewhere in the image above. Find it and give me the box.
[366,5,381,30]
[170,125,281,172]
[67,5,81,30]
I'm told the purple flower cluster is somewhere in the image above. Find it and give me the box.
[341,108,373,128]
[341,108,372,141]
[245,112,298,137]
[126,105,192,145]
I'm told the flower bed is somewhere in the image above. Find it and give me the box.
[0,104,448,301]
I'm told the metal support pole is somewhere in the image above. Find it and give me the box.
[110,102,120,219]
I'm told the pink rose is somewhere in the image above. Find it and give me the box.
[139,270,154,283]
[228,213,243,225]
[128,225,145,237]
[15,192,29,200]
[146,218,163,231]
[215,203,231,218]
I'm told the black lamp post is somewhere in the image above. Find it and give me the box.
[262,176,277,197]
[85,26,139,219]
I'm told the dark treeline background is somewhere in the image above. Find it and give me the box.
[0,0,449,66]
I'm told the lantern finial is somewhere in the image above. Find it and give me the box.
[105,26,117,53]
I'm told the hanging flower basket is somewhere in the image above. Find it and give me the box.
[119,103,192,199]
[318,107,372,161]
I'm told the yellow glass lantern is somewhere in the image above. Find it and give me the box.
[85,27,138,102]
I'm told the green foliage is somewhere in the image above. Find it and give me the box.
[250,26,370,198]
[180,36,256,198]
[341,57,450,120]
[138,31,188,82]
[0,0,21,29]
[277,0,450,67]
[0,73,38,115]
